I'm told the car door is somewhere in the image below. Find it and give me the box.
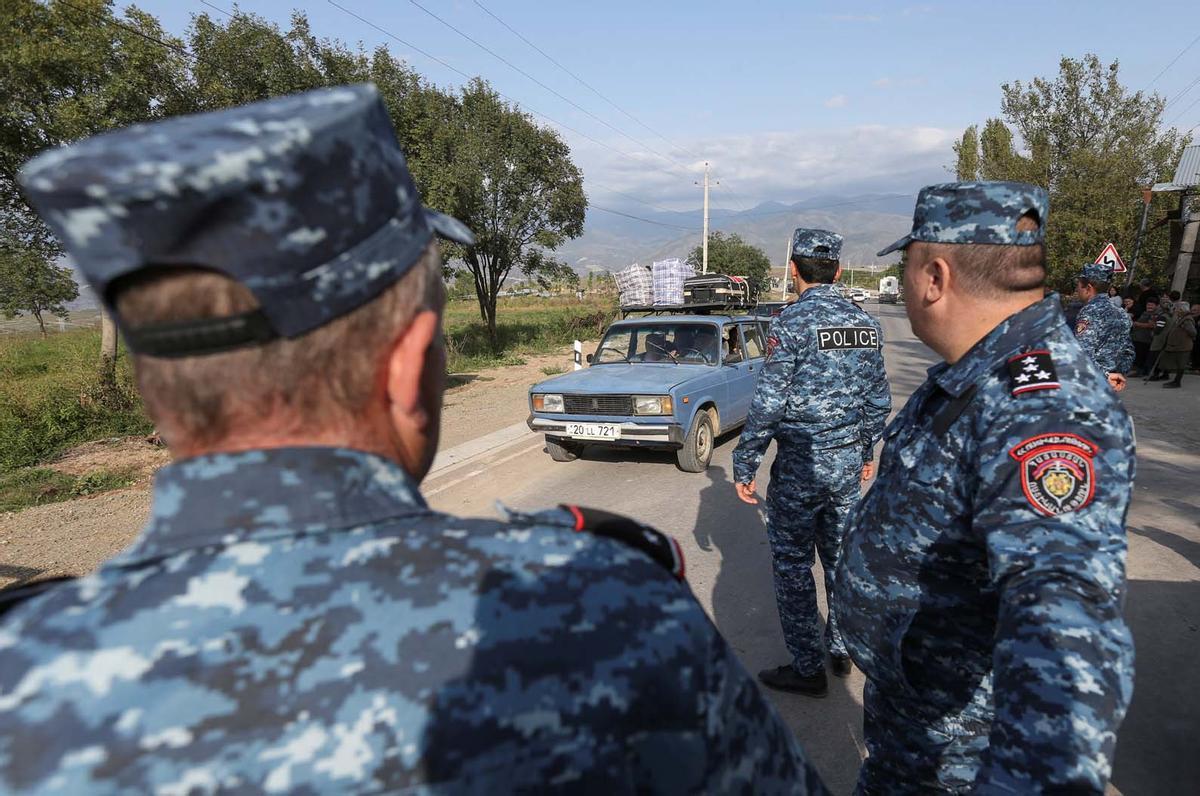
[721,323,760,426]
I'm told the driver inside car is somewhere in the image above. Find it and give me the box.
[644,332,671,362]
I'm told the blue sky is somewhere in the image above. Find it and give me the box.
[139,1,1200,212]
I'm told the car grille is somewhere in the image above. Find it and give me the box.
[564,394,632,416]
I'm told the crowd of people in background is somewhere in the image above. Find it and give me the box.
[1125,279,1199,389]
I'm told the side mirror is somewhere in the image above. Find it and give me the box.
[586,353,594,364]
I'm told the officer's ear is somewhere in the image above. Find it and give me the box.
[385,309,443,436]
[927,257,952,302]
[908,250,950,305]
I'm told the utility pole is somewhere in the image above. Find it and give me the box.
[781,237,791,299]
[1170,191,1197,294]
[1126,187,1153,293]
[701,161,710,274]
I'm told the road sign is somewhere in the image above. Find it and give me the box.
[1094,242,1127,273]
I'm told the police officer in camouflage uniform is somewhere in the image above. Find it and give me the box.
[732,228,892,697]
[835,182,1135,793]
[1073,261,1135,391]
[0,85,828,794]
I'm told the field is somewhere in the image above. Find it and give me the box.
[442,294,617,372]
[0,295,618,512]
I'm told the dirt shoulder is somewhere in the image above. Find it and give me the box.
[0,344,585,589]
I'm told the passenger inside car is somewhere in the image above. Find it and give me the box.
[724,327,743,363]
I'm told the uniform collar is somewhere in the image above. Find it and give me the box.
[1086,294,1111,308]
[931,294,1066,397]
[114,447,430,566]
[798,283,839,302]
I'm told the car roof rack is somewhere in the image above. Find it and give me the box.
[618,303,746,319]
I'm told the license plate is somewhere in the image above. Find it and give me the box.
[566,422,621,440]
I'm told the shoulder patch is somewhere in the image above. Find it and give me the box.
[766,334,781,359]
[561,505,685,581]
[1074,318,1090,336]
[1006,350,1059,395]
[816,326,879,351]
[1009,434,1098,516]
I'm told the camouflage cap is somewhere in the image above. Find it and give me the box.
[791,228,843,261]
[18,83,473,356]
[1078,261,1115,283]
[877,181,1048,257]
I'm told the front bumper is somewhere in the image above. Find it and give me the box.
[527,415,685,446]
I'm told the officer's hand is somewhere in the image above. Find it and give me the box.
[861,462,875,482]
[735,481,759,505]
[1107,372,1127,392]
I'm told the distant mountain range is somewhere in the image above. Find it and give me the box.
[63,192,915,310]
[556,192,914,275]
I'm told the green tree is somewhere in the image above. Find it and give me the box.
[446,269,477,301]
[953,125,980,180]
[685,232,773,294]
[1,0,191,377]
[445,81,586,351]
[956,55,1190,288]
[0,239,78,335]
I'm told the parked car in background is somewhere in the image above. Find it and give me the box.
[527,314,772,472]
[849,288,870,303]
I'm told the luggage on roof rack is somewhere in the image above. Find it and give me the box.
[683,274,752,309]
[651,258,694,306]
[614,264,653,308]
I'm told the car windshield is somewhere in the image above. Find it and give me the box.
[594,323,720,365]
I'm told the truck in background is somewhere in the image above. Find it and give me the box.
[879,276,899,304]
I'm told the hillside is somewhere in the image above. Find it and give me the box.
[54,193,915,310]
[556,193,914,274]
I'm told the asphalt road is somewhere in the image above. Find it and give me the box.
[424,303,1200,795]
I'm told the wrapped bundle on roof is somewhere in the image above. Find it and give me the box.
[651,258,695,306]
[613,264,653,308]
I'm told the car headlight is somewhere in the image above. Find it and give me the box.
[633,395,673,415]
[533,393,564,412]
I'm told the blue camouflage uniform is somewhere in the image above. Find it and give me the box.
[733,228,892,678]
[2,84,826,794]
[836,182,1135,793]
[1074,262,1135,375]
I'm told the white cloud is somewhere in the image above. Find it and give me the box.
[824,94,849,109]
[572,125,958,210]
[873,78,893,88]
[903,4,936,15]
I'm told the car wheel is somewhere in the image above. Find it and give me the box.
[546,438,580,462]
[677,411,714,473]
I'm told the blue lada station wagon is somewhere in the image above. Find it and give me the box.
[527,314,771,472]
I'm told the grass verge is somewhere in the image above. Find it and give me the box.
[0,467,138,513]
[0,330,152,473]
[444,296,616,372]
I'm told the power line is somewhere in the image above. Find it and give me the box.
[590,205,696,231]
[206,1,696,225]
[470,0,703,163]
[711,180,752,213]
[59,0,200,66]
[1146,32,1200,90]
[1164,72,1200,110]
[587,184,680,215]
[323,0,693,190]
[402,0,696,179]
[1166,94,1200,129]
